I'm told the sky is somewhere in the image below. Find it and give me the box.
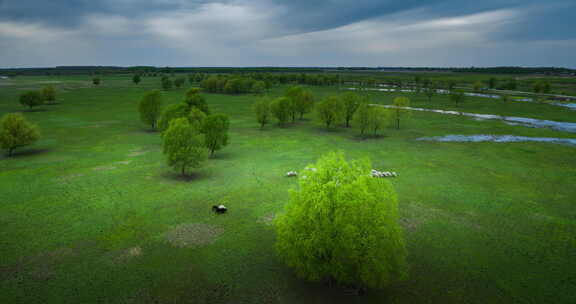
[0,0,574,68]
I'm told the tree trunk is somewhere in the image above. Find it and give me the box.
[8,147,14,157]
[396,117,400,130]
[181,166,186,176]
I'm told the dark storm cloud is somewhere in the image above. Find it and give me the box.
[0,0,574,67]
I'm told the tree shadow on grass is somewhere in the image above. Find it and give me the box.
[135,128,160,134]
[159,170,206,182]
[1,148,52,159]
[350,134,388,141]
[20,108,51,113]
[209,151,233,160]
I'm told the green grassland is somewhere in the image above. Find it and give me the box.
[0,75,575,303]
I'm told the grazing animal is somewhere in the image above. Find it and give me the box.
[212,205,227,214]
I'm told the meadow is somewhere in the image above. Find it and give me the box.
[1,74,575,303]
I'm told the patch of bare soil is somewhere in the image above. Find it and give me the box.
[107,246,143,265]
[164,223,224,248]
[93,165,117,171]
[258,213,276,226]
[56,173,85,183]
[400,217,421,231]
[0,247,80,283]
[128,151,147,157]
[115,160,132,165]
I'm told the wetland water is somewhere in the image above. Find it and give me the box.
[348,87,576,110]
[417,134,576,146]
[372,105,576,133]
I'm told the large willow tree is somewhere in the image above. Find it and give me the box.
[275,152,407,290]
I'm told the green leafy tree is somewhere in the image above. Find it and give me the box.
[447,81,456,91]
[93,77,101,86]
[285,86,305,122]
[500,94,510,105]
[275,151,407,290]
[392,97,410,130]
[202,114,230,157]
[158,103,190,132]
[341,92,361,128]
[369,106,391,135]
[41,86,57,104]
[253,96,272,129]
[188,107,207,130]
[162,78,173,91]
[133,74,141,85]
[270,97,291,126]
[488,77,498,89]
[473,81,483,92]
[19,91,44,110]
[0,113,40,157]
[298,90,315,120]
[542,81,551,94]
[138,90,163,130]
[353,100,371,137]
[224,79,243,94]
[450,90,466,107]
[184,94,210,115]
[424,84,436,102]
[186,88,202,98]
[162,118,208,176]
[532,81,543,93]
[252,80,266,95]
[315,96,342,129]
[174,77,186,88]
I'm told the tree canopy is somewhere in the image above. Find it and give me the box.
[138,90,163,130]
[275,151,407,290]
[315,96,343,129]
[0,113,40,157]
[162,118,208,176]
[158,103,190,132]
[19,91,44,110]
[202,114,230,157]
[253,96,272,129]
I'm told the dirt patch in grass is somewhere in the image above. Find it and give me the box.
[258,213,276,226]
[164,223,224,248]
[0,246,81,283]
[404,201,482,231]
[56,173,85,183]
[107,246,143,265]
[128,151,148,157]
[115,160,132,165]
[93,165,117,171]
[400,217,421,231]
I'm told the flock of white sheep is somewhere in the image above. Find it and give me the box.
[286,168,398,178]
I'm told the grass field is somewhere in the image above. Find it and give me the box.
[1,75,575,303]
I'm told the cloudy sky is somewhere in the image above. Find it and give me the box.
[0,0,574,68]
